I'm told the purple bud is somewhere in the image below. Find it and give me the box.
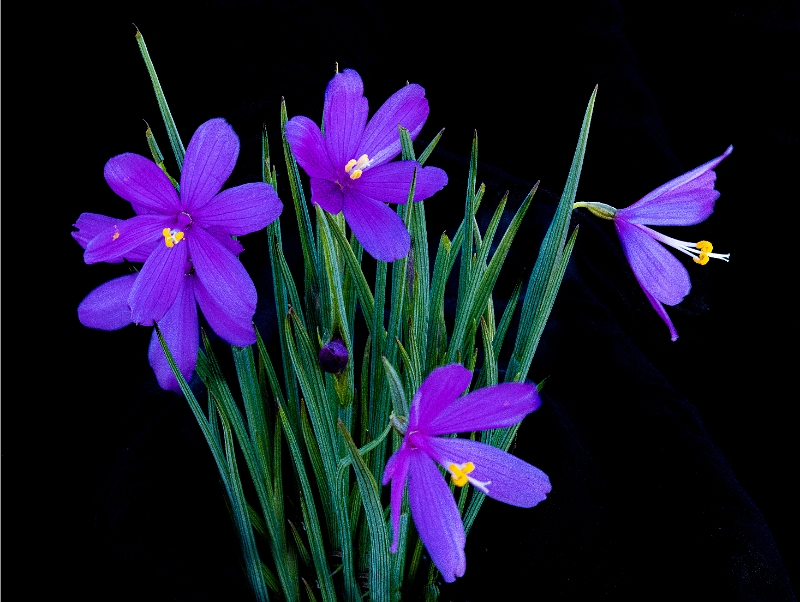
[318,338,349,373]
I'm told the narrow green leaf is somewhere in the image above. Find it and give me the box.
[134,28,185,169]
[338,421,393,602]
[381,357,408,417]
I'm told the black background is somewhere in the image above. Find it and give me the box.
[11,0,799,599]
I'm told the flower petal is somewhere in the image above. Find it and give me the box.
[148,275,199,392]
[193,182,283,235]
[342,190,410,261]
[615,219,691,306]
[323,69,369,173]
[77,275,136,330]
[407,451,466,583]
[187,227,257,322]
[409,364,473,432]
[194,269,256,346]
[180,118,240,212]
[355,161,448,205]
[421,436,551,508]
[104,153,181,215]
[83,214,170,264]
[310,177,345,214]
[358,83,429,167]
[424,382,540,436]
[128,236,189,324]
[72,213,158,263]
[617,146,732,226]
[383,447,412,553]
[284,116,337,180]
[640,283,680,341]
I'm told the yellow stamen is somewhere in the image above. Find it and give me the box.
[112,230,120,241]
[696,240,713,253]
[448,462,475,488]
[693,253,710,265]
[344,154,370,180]
[162,227,185,248]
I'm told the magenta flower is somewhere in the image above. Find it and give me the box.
[575,146,732,341]
[285,69,448,261]
[382,364,551,582]
[83,118,283,343]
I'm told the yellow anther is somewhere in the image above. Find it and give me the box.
[162,227,185,249]
[696,240,713,253]
[693,253,710,265]
[112,230,120,241]
[344,154,370,179]
[448,462,476,488]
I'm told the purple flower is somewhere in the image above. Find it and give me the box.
[83,118,283,342]
[285,69,448,261]
[382,364,551,582]
[575,146,732,341]
[318,337,349,373]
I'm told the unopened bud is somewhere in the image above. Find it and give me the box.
[318,338,349,373]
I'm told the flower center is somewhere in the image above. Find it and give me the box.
[446,461,492,494]
[162,228,185,248]
[644,228,730,265]
[447,461,492,493]
[162,212,193,248]
[344,154,370,180]
[448,462,475,487]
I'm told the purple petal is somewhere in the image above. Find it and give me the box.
[149,275,199,392]
[285,116,337,179]
[421,436,551,508]
[193,182,283,235]
[358,83,429,167]
[104,153,181,216]
[187,227,257,322]
[640,283,680,341]
[614,219,691,306]
[383,447,412,553]
[356,161,448,205]
[323,69,369,174]
[128,237,189,324]
[310,177,345,214]
[342,190,410,261]
[194,269,256,346]
[204,227,245,256]
[409,364,473,432]
[407,451,466,583]
[617,146,732,226]
[83,214,171,264]
[77,274,136,330]
[180,118,240,212]
[424,382,540,436]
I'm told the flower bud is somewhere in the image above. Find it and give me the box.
[318,338,348,373]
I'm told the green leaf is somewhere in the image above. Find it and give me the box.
[134,28,185,169]
[338,421,393,602]
[381,357,409,417]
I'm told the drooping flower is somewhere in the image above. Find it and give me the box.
[382,364,551,582]
[318,337,349,373]
[83,118,283,344]
[574,146,732,341]
[285,69,448,261]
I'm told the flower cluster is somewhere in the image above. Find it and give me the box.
[74,118,283,390]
